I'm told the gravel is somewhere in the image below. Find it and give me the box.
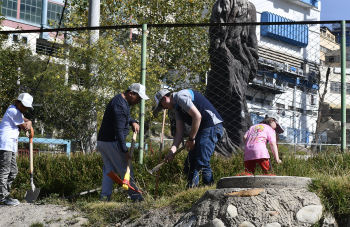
[0,203,88,227]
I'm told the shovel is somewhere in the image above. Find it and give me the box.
[107,132,142,194]
[146,145,186,176]
[107,171,142,193]
[24,127,40,203]
[122,131,137,191]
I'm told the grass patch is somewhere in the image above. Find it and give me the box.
[11,146,350,226]
[29,222,44,227]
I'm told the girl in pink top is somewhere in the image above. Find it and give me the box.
[243,116,283,175]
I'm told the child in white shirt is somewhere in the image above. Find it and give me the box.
[0,93,33,206]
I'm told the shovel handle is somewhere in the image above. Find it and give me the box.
[149,145,186,174]
[29,127,34,174]
[123,131,137,190]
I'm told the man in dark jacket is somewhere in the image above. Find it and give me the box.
[97,83,149,201]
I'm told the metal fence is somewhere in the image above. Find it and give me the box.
[0,19,349,157]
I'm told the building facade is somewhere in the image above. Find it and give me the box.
[1,0,65,54]
[247,0,321,144]
[320,26,340,65]
[332,23,350,48]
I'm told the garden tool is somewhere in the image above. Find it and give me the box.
[64,188,102,199]
[146,145,186,176]
[107,132,142,193]
[24,127,41,203]
[107,171,142,193]
[155,109,166,198]
[122,131,137,191]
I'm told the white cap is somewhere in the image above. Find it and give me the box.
[17,93,34,110]
[128,83,149,100]
[154,89,171,113]
[266,110,284,134]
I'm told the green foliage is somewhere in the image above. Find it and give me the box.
[0,46,34,115]
[13,153,103,199]
[66,0,211,93]
[10,147,350,226]
[29,222,44,227]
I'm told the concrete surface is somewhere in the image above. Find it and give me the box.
[217,176,312,189]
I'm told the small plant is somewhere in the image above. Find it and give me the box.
[29,222,44,227]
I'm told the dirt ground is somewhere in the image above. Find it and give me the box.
[0,202,185,227]
[0,203,88,227]
[121,206,185,227]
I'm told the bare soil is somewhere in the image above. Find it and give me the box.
[0,203,88,227]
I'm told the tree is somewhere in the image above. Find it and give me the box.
[23,28,167,152]
[66,0,213,92]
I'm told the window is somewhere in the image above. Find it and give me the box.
[255,98,264,104]
[246,95,253,101]
[287,83,295,89]
[36,38,64,56]
[12,34,19,43]
[275,79,283,87]
[21,36,28,45]
[327,56,340,63]
[255,98,271,106]
[1,0,18,18]
[346,83,350,94]
[296,108,304,114]
[328,56,335,62]
[297,86,304,91]
[276,103,285,109]
[68,67,87,86]
[311,95,316,105]
[20,0,42,24]
[320,46,331,53]
[47,2,63,26]
[330,82,341,93]
[265,77,273,87]
[0,34,9,41]
[264,100,271,106]
[253,75,263,85]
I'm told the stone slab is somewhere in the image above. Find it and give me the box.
[217,176,312,189]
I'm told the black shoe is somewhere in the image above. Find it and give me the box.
[100,196,111,202]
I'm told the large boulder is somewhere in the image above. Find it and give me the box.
[174,176,336,227]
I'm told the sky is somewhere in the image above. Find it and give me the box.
[320,0,350,21]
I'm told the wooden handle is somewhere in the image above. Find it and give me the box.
[29,127,34,173]
[123,131,137,190]
[150,145,186,174]
[126,132,137,174]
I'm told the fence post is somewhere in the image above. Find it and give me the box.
[341,20,347,153]
[139,24,147,164]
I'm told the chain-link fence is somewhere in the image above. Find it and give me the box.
[0,18,349,156]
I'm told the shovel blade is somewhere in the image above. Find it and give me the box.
[24,188,41,203]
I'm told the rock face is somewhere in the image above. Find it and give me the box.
[174,188,325,227]
[206,0,259,148]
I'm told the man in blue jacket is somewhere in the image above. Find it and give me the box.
[154,89,224,188]
[97,83,149,201]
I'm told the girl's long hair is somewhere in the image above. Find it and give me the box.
[259,117,274,127]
